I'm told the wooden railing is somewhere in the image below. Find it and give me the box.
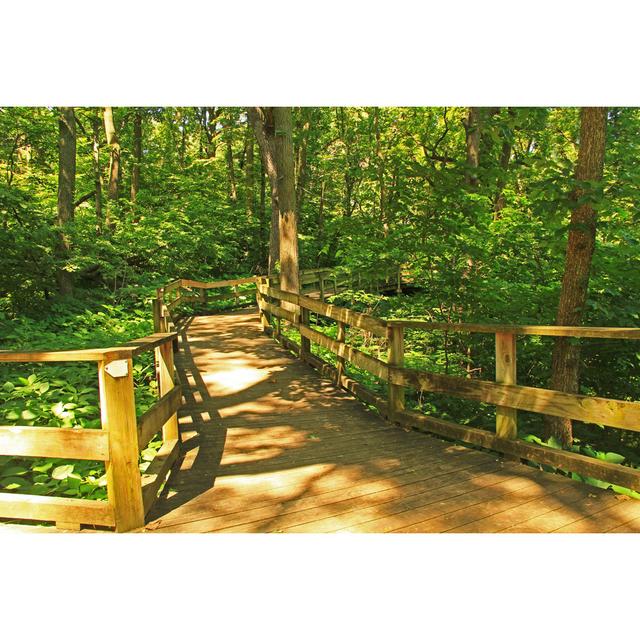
[0,332,181,532]
[153,266,402,333]
[256,283,640,493]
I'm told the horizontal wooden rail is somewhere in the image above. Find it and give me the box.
[390,367,640,431]
[0,333,177,363]
[396,410,640,492]
[0,492,115,527]
[259,285,388,336]
[180,276,258,289]
[256,275,640,495]
[137,385,182,451]
[386,319,640,340]
[0,330,181,531]
[0,425,109,460]
[298,324,389,379]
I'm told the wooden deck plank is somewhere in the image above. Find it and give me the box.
[144,308,640,534]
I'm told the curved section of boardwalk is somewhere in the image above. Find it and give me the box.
[145,309,640,533]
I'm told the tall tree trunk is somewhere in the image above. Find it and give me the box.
[295,108,313,217]
[464,107,481,187]
[317,178,325,266]
[244,122,256,266]
[225,124,237,202]
[131,108,142,204]
[103,107,120,226]
[92,112,103,234]
[244,122,255,222]
[493,108,515,217]
[273,107,300,296]
[374,107,387,234]
[206,107,219,158]
[259,156,267,272]
[248,107,280,274]
[56,107,76,296]
[545,107,608,448]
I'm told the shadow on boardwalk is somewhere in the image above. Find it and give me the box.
[146,309,640,534]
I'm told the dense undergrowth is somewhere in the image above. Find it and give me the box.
[0,285,162,503]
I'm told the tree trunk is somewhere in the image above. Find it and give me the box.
[131,108,142,204]
[317,179,325,266]
[206,107,219,158]
[225,124,237,202]
[103,107,120,226]
[493,108,516,217]
[244,122,255,220]
[92,112,103,234]
[56,107,76,296]
[295,108,313,217]
[248,107,280,275]
[259,157,267,272]
[464,107,481,187]
[545,107,608,448]
[374,107,387,233]
[273,107,300,298]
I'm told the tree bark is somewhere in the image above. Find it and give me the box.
[295,108,313,217]
[131,108,142,204]
[244,121,255,222]
[374,107,388,234]
[92,112,103,233]
[56,107,76,296]
[225,123,238,202]
[273,107,300,297]
[248,107,280,274]
[103,107,120,226]
[259,156,267,272]
[545,107,608,448]
[464,107,481,187]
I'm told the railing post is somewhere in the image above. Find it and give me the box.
[319,275,325,302]
[99,354,145,532]
[495,332,517,439]
[152,298,162,333]
[158,340,180,442]
[396,265,402,294]
[387,324,405,420]
[300,307,311,359]
[200,287,206,306]
[256,280,271,332]
[336,321,347,385]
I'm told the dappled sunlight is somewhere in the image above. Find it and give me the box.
[144,309,640,534]
[201,365,269,395]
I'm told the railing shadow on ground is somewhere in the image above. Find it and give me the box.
[145,309,634,533]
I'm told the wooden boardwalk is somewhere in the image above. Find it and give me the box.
[145,309,640,533]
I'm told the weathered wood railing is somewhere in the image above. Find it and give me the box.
[153,266,402,334]
[0,333,181,531]
[256,283,640,493]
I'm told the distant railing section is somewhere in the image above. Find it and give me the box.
[153,266,403,335]
[0,333,181,532]
[255,283,640,494]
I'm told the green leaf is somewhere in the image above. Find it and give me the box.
[21,409,37,420]
[3,381,14,392]
[52,464,75,480]
[0,465,29,477]
[603,452,625,464]
[545,436,562,450]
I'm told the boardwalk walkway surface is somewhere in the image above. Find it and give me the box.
[145,309,640,533]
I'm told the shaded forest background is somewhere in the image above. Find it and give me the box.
[1,106,640,500]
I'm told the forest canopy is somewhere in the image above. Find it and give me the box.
[1,106,639,461]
